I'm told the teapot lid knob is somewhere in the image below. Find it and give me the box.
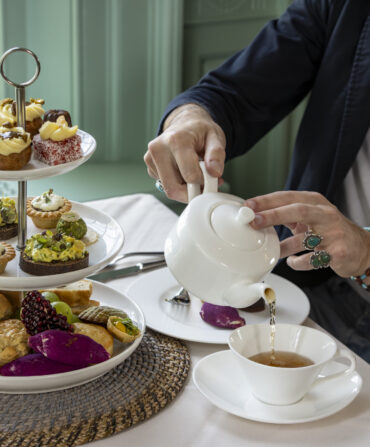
[236,206,255,225]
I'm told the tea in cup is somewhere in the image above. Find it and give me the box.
[228,323,356,405]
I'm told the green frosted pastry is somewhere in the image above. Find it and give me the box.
[56,211,87,239]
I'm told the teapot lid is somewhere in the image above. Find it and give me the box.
[210,203,265,250]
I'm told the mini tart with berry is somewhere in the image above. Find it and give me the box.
[0,197,18,240]
[0,123,32,170]
[107,316,141,343]
[26,189,72,229]
[0,242,15,273]
[20,230,89,276]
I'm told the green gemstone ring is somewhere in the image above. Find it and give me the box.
[303,230,323,250]
[310,250,331,269]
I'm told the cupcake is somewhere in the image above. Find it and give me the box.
[0,242,16,273]
[0,123,31,170]
[0,98,45,138]
[0,198,18,240]
[26,189,72,229]
[32,115,82,166]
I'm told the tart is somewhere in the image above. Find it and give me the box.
[0,242,15,273]
[0,123,31,170]
[0,98,45,138]
[56,211,87,239]
[32,115,82,165]
[0,197,18,240]
[19,230,89,276]
[107,316,141,343]
[26,189,72,229]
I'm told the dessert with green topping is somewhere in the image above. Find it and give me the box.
[19,230,89,275]
[0,198,18,240]
[56,211,87,239]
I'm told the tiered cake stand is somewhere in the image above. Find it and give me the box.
[0,48,145,393]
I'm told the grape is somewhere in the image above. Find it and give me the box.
[41,292,60,303]
[51,301,74,324]
[70,314,80,323]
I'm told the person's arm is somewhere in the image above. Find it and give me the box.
[145,0,336,201]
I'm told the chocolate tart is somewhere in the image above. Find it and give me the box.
[0,223,17,241]
[19,252,89,276]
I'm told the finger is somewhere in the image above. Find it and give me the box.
[245,191,328,212]
[173,146,203,185]
[143,151,158,179]
[280,233,306,258]
[252,203,337,230]
[204,130,226,177]
[286,252,314,271]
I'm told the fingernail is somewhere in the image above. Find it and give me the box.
[253,214,263,226]
[208,160,222,176]
[245,199,256,210]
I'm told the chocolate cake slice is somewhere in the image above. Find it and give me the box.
[0,223,18,241]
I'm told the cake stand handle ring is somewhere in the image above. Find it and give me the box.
[0,47,41,249]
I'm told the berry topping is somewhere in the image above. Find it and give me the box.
[20,290,72,336]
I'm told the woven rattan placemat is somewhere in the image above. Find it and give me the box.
[0,329,190,447]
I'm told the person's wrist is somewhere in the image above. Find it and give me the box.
[163,103,212,131]
[350,227,370,290]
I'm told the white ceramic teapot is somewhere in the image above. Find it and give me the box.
[164,162,281,308]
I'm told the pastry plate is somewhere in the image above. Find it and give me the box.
[126,268,310,344]
[0,130,96,181]
[0,201,124,290]
[0,280,145,393]
[193,350,362,424]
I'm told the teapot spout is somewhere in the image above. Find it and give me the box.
[224,282,276,309]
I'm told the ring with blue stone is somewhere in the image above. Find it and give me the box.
[155,179,164,193]
[310,250,331,269]
[303,229,323,250]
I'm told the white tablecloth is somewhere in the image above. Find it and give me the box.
[84,194,370,447]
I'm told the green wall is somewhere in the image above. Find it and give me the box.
[0,0,304,205]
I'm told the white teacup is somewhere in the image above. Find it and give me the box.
[228,324,356,405]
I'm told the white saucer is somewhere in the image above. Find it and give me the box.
[193,350,362,424]
[127,268,310,344]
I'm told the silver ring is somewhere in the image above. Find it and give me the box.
[0,47,41,87]
[155,179,164,193]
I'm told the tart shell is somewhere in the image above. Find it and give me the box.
[0,145,31,170]
[19,252,89,276]
[26,196,72,229]
[0,242,16,273]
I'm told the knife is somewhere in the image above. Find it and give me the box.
[88,259,167,282]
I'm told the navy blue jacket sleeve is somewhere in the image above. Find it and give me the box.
[159,0,332,160]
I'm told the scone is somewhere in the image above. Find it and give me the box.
[0,123,31,170]
[0,319,30,366]
[32,115,82,166]
[0,97,45,138]
[72,322,114,355]
[20,230,89,276]
[27,189,72,229]
[0,294,13,320]
[0,242,16,273]
[39,279,93,308]
[0,197,18,240]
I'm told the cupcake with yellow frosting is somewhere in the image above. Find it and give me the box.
[0,98,45,137]
[26,189,72,229]
[32,115,82,166]
[0,123,32,170]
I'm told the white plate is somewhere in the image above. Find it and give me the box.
[0,201,124,290]
[126,268,310,344]
[193,350,362,424]
[0,280,145,393]
[0,130,96,181]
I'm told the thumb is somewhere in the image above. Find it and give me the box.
[203,130,226,177]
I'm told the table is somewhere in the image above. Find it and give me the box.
[85,194,370,447]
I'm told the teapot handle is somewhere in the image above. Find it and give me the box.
[187,161,219,202]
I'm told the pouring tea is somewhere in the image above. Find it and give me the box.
[164,161,280,309]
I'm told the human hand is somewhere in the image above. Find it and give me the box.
[144,103,226,202]
[244,191,370,278]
